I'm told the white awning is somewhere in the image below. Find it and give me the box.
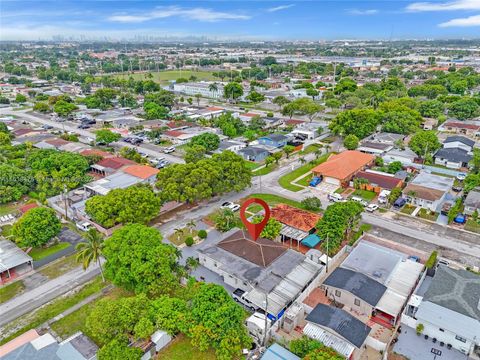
[303,323,355,358]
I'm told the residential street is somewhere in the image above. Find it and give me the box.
[0,263,100,327]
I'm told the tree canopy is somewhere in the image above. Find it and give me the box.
[13,207,61,247]
[95,129,121,145]
[409,130,441,157]
[189,132,220,151]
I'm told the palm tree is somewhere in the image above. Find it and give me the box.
[186,220,196,234]
[314,148,323,159]
[76,229,105,282]
[185,256,200,275]
[324,144,331,153]
[174,227,184,242]
[194,93,201,106]
[208,82,218,93]
[299,157,307,165]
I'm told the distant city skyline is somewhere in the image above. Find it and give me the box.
[1,0,480,41]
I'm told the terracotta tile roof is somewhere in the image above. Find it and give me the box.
[285,119,306,126]
[243,113,260,117]
[312,151,375,181]
[166,121,193,129]
[45,138,70,147]
[218,230,287,267]
[444,122,480,130]
[206,106,224,111]
[271,204,321,232]
[19,203,38,214]
[80,149,112,158]
[164,130,185,138]
[403,183,445,202]
[355,171,403,190]
[97,157,136,170]
[12,128,40,137]
[123,165,159,179]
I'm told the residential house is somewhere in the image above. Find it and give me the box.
[382,148,417,167]
[0,330,98,360]
[441,122,480,138]
[322,240,423,327]
[215,140,246,154]
[403,172,454,212]
[311,151,375,187]
[258,134,288,148]
[357,141,393,156]
[434,136,474,169]
[464,188,480,215]
[238,147,270,162]
[197,229,322,320]
[411,266,480,355]
[303,304,371,359]
[422,118,438,130]
[443,136,475,152]
[369,132,405,145]
[261,343,300,360]
[291,122,324,140]
[353,170,403,192]
[270,204,322,249]
[0,240,33,284]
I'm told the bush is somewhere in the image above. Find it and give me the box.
[425,251,438,269]
[198,229,208,239]
[185,237,194,246]
[301,196,322,211]
[266,112,274,117]
[416,323,424,335]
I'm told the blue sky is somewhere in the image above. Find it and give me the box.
[1,0,480,41]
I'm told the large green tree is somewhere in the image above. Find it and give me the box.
[329,109,381,139]
[409,130,441,157]
[95,129,121,145]
[189,133,220,151]
[0,164,34,203]
[103,224,181,296]
[13,207,61,247]
[223,82,244,102]
[448,97,479,120]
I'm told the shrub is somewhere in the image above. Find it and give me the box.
[425,251,438,269]
[416,323,424,335]
[301,196,322,211]
[198,229,208,239]
[185,237,194,246]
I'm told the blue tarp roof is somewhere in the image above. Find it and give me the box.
[261,343,300,360]
[301,234,321,248]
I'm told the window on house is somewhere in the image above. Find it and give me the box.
[354,299,360,306]
[455,335,467,343]
[335,290,341,297]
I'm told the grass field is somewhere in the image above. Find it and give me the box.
[400,205,416,215]
[38,253,79,279]
[352,189,377,201]
[417,208,438,221]
[278,153,332,192]
[29,242,71,261]
[245,193,309,212]
[158,334,217,360]
[115,70,216,84]
[0,277,105,345]
[168,229,199,246]
[0,281,25,304]
[253,164,278,176]
[465,219,480,233]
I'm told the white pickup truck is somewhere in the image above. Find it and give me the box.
[232,288,257,311]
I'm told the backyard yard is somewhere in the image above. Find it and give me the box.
[352,189,377,201]
[157,334,216,360]
[167,228,199,246]
[278,153,332,192]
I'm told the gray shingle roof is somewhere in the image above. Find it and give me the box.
[423,265,480,319]
[434,148,472,164]
[465,189,480,209]
[239,147,269,157]
[323,267,387,306]
[306,304,371,348]
[445,136,475,148]
[263,134,288,142]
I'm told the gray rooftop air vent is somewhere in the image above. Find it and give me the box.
[372,270,382,278]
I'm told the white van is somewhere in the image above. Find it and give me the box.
[328,193,344,202]
[76,222,92,232]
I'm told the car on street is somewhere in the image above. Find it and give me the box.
[163,146,175,154]
[221,201,241,212]
[365,204,379,212]
[78,124,90,129]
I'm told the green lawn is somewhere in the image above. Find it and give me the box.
[297,175,312,187]
[246,193,313,212]
[115,70,216,84]
[0,281,25,304]
[253,164,278,176]
[0,277,106,345]
[158,334,217,360]
[352,189,377,201]
[300,143,323,155]
[465,219,480,233]
[278,153,332,192]
[1,224,13,238]
[38,253,80,279]
[244,161,263,171]
[417,208,438,221]
[400,205,416,215]
[0,203,17,216]
[29,242,71,261]
[167,229,199,246]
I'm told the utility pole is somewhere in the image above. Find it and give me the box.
[63,185,68,220]
[262,290,269,347]
[326,234,329,273]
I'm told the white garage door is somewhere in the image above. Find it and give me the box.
[324,177,340,186]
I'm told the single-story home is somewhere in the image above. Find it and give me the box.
[369,132,405,145]
[0,240,33,284]
[238,147,270,162]
[353,170,403,191]
[433,148,472,169]
[464,188,480,215]
[261,344,300,360]
[258,134,288,148]
[441,122,480,138]
[382,148,417,167]
[311,151,375,187]
[304,304,371,359]
[443,136,475,152]
[215,140,246,154]
[402,172,454,212]
[357,141,393,156]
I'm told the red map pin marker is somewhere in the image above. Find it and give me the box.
[240,198,271,241]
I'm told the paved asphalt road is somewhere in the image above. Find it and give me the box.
[0,263,100,328]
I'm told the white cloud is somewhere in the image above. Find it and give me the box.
[108,6,251,23]
[267,4,294,13]
[439,14,480,26]
[406,0,480,12]
[348,9,379,15]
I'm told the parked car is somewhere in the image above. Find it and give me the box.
[78,124,90,129]
[441,202,452,216]
[328,193,344,202]
[351,196,368,207]
[163,146,175,154]
[232,288,256,311]
[76,222,92,232]
[41,124,53,130]
[130,137,143,145]
[408,255,420,262]
[456,173,467,181]
[366,204,379,212]
[393,197,407,208]
[309,176,322,187]
[454,214,466,224]
[221,201,240,212]
[81,118,96,125]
